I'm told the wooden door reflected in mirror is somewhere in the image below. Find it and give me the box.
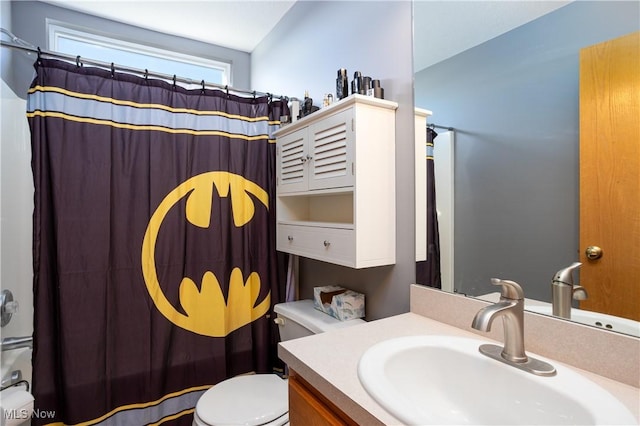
[579,31,640,322]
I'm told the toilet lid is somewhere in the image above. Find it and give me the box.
[196,374,288,426]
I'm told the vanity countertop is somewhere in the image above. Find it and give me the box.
[278,312,640,425]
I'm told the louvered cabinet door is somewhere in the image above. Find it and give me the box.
[308,109,355,191]
[277,127,309,193]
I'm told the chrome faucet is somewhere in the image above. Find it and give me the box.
[0,336,33,352]
[471,278,527,362]
[472,278,556,376]
[551,262,586,319]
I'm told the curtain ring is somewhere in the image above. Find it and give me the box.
[36,47,42,65]
[110,63,115,78]
[201,80,206,93]
[225,85,229,98]
[173,75,177,89]
[76,55,82,67]
[144,69,149,80]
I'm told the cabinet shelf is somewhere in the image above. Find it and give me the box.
[274,94,398,137]
[277,192,354,225]
[276,186,353,197]
[277,220,354,230]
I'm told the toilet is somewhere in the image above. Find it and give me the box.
[193,299,365,426]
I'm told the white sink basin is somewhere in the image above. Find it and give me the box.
[358,335,637,425]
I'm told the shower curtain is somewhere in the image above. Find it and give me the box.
[416,128,441,288]
[27,58,288,425]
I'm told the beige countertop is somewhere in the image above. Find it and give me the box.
[278,311,640,425]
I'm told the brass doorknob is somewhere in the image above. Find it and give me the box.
[585,246,603,260]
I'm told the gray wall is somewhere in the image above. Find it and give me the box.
[7,0,251,99]
[414,1,639,300]
[252,1,416,320]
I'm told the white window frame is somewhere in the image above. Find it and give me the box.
[46,21,231,87]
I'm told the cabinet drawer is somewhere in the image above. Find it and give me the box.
[277,224,355,267]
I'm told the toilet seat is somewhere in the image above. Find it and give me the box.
[194,374,289,426]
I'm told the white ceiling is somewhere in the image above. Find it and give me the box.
[413,1,572,71]
[40,0,572,69]
[40,0,298,52]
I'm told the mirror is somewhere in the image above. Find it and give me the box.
[413,1,640,335]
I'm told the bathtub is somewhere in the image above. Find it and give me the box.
[1,347,32,386]
[1,347,34,426]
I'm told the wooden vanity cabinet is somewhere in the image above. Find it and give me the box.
[275,94,398,268]
[288,370,358,426]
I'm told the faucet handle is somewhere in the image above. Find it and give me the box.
[552,262,582,286]
[572,285,588,301]
[491,278,524,300]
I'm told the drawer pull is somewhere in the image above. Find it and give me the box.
[288,236,294,241]
[323,240,331,247]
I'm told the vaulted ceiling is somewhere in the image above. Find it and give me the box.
[40,0,572,71]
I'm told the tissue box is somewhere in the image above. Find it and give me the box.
[313,285,365,321]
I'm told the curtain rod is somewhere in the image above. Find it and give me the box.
[0,32,289,101]
[427,123,455,131]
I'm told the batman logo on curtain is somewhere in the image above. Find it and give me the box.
[142,171,271,337]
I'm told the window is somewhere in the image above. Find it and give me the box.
[47,22,231,87]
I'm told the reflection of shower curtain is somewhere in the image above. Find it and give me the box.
[28,58,288,425]
[416,128,441,288]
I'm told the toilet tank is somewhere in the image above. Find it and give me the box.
[274,300,365,341]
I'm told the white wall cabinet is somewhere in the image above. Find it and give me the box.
[275,94,398,268]
[415,108,432,262]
